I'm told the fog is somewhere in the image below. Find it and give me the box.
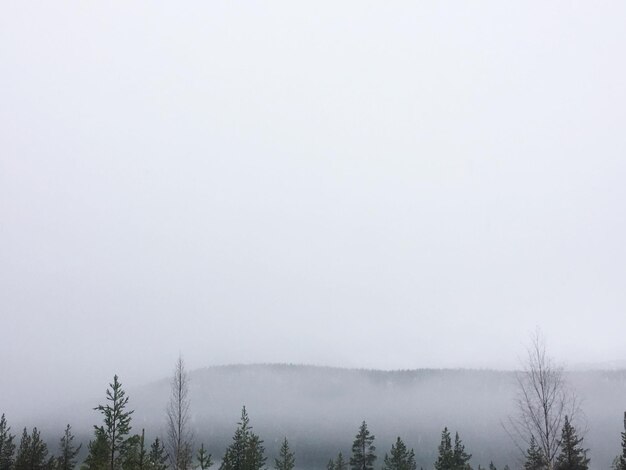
[1,0,626,430]
[14,365,626,470]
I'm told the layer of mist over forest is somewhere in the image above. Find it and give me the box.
[10,364,626,470]
[3,2,626,470]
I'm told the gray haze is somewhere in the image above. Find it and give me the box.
[28,365,626,470]
[2,2,626,416]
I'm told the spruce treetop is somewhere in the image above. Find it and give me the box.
[382,437,416,470]
[274,438,294,470]
[350,421,376,470]
[554,416,589,470]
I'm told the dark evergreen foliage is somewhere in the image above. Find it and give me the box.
[273,438,294,470]
[614,412,626,470]
[120,434,141,470]
[334,453,347,470]
[244,435,265,470]
[0,414,16,470]
[452,432,472,470]
[137,430,148,470]
[382,437,416,470]
[14,429,31,470]
[82,428,109,470]
[57,425,81,470]
[14,428,50,470]
[435,428,472,470]
[196,444,213,470]
[93,375,134,470]
[349,422,376,470]
[554,416,589,470]
[219,407,266,470]
[524,436,546,470]
[147,439,168,470]
[434,428,454,470]
[122,430,152,470]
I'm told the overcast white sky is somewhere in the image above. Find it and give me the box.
[1,2,626,414]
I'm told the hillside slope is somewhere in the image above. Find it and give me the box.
[34,364,626,469]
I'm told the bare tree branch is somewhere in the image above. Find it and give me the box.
[504,329,581,470]
[166,356,194,470]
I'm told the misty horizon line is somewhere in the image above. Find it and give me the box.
[169,359,626,378]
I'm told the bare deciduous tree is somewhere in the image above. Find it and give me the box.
[506,330,580,470]
[166,356,193,470]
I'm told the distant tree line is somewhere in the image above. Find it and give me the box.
[1,352,625,470]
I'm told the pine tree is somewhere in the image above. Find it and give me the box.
[220,408,250,470]
[349,422,376,470]
[196,444,213,470]
[57,425,81,470]
[554,416,588,470]
[14,428,49,470]
[122,431,150,470]
[0,414,16,470]
[273,438,294,470]
[245,435,265,470]
[382,437,416,470]
[327,460,336,470]
[452,432,471,470]
[219,407,266,470]
[614,412,626,470]
[137,431,148,470]
[14,429,31,470]
[524,436,546,470]
[82,428,109,470]
[434,428,454,470]
[94,375,134,470]
[146,439,168,470]
[488,462,496,470]
[120,435,140,470]
[334,453,347,470]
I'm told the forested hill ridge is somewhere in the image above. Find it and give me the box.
[9,364,626,470]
